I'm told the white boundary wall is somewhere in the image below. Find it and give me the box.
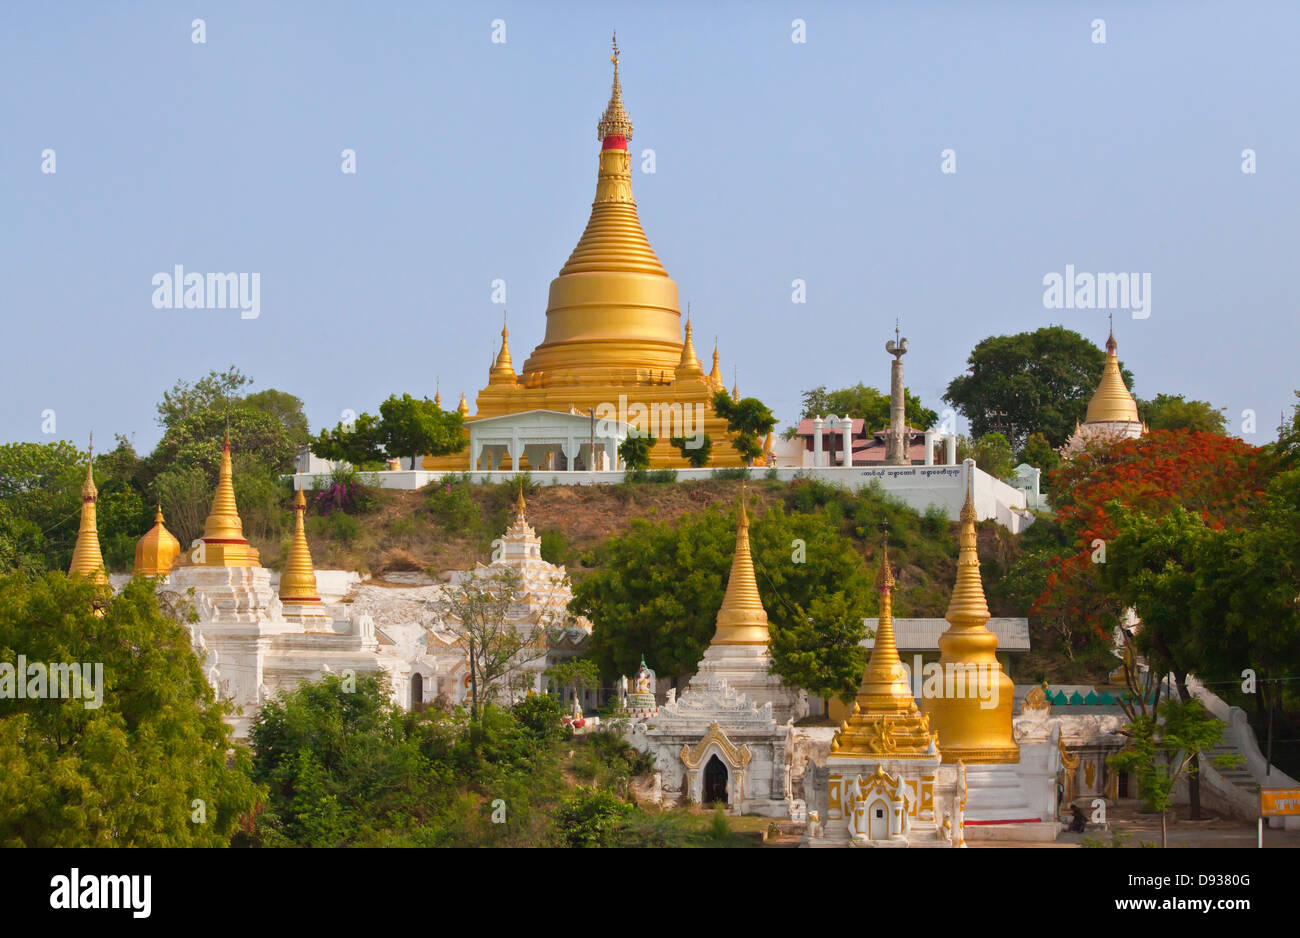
[292,459,1032,531]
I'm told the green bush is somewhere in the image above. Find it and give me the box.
[539,529,571,566]
[554,786,634,847]
[327,511,360,545]
[427,483,480,532]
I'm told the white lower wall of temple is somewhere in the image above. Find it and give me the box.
[291,461,1030,529]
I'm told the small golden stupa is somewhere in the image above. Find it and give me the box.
[709,489,771,646]
[133,504,180,577]
[919,480,1018,764]
[279,488,328,625]
[192,434,261,567]
[68,445,109,587]
[829,544,938,759]
[1084,321,1141,424]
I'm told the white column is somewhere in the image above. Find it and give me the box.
[813,417,825,468]
[471,429,482,471]
[945,435,957,466]
[841,416,853,466]
[924,429,936,466]
[510,431,520,471]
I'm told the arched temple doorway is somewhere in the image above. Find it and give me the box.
[703,755,729,805]
[411,673,424,711]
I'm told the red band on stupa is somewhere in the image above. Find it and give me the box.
[602,135,627,151]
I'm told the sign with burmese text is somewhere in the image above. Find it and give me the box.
[1260,789,1300,816]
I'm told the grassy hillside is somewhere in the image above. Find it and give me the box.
[249,473,1109,684]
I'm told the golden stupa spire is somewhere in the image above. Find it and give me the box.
[133,503,180,577]
[1085,316,1140,424]
[514,486,527,522]
[710,485,770,646]
[279,488,326,622]
[676,309,704,379]
[830,540,936,759]
[68,436,109,587]
[434,378,442,410]
[518,34,681,385]
[596,32,634,143]
[731,367,740,401]
[919,476,1018,763]
[490,317,516,384]
[708,340,723,391]
[457,392,470,417]
[194,433,260,567]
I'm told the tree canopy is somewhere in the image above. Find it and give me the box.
[574,501,873,699]
[0,573,263,846]
[944,326,1132,448]
[799,384,937,431]
[1137,393,1228,434]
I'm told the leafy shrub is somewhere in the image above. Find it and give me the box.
[427,482,480,532]
[710,466,751,480]
[311,465,379,516]
[553,786,634,847]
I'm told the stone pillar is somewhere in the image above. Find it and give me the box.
[510,431,520,471]
[841,416,853,466]
[924,429,936,466]
[945,435,957,466]
[813,417,825,468]
[886,330,909,465]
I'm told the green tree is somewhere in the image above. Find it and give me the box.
[711,391,776,465]
[944,327,1132,448]
[0,573,263,846]
[1137,394,1227,434]
[311,412,386,467]
[971,432,1014,480]
[1108,698,1236,847]
[378,393,466,469]
[244,388,311,449]
[618,435,657,472]
[575,503,871,695]
[799,383,937,431]
[1018,432,1060,474]
[156,366,251,429]
[546,658,600,709]
[670,433,713,467]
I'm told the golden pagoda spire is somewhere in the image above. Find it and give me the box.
[1085,316,1140,424]
[457,392,470,417]
[830,541,937,758]
[710,485,770,646]
[434,378,443,410]
[68,438,109,587]
[731,367,740,401]
[514,487,527,523]
[518,34,682,385]
[596,32,634,143]
[919,477,1018,763]
[489,318,517,385]
[194,433,261,567]
[279,488,326,622]
[708,340,723,391]
[133,503,180,577]
[676,312,704,379]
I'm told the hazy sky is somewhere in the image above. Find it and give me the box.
[3,1,1295,453]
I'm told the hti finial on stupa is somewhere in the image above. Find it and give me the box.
[597,32,634,144]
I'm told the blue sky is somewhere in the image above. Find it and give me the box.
[2,0,1295,452]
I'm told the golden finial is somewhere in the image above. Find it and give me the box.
[597,31,634,142]
[514,486,527,521]
[457,392,470,417]
[434,377,442,410]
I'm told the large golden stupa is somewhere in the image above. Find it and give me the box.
[427,35,745,469]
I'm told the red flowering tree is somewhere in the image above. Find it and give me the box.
[1033,430,1273,664]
